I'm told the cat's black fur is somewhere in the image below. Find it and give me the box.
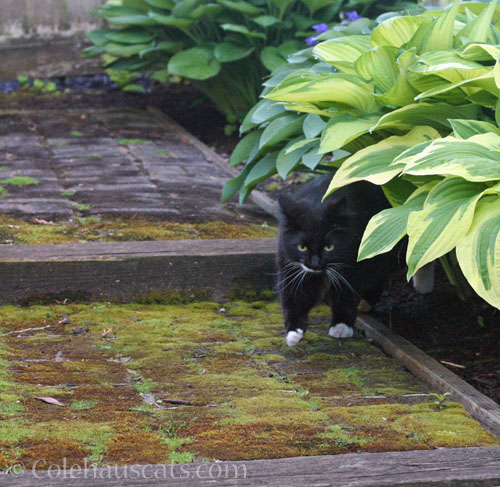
[277,174,399,344]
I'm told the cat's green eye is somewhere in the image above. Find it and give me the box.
[324,244,334,251]
[298,244,307,252]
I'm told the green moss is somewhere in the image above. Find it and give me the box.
[0,177,39,186]
[70,400,97,410]
[0,301,497,470]
[70,131,84,137]
[61,191,75,197]
[117,139,151,145]
[0,216,277,245]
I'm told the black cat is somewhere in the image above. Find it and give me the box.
[277,174,400,347]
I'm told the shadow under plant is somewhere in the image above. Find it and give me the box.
[0,301,497,469]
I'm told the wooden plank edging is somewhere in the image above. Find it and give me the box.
[356,314,500,440]
[0,238,277,303]
[2,446,500,486]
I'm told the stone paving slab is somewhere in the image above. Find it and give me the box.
[0,108,270,224]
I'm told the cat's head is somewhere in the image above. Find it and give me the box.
[278,192,357,272]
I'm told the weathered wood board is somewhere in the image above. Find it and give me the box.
[356,314,500,440]
[2,446,500,486]
[0,238,277,303]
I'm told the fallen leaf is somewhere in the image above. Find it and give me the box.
[33,218,56,225]
[102,328,113,337]
[58,314,71,325]
[34,396,65,407]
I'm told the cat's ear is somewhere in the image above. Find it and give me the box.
[324,195,355,220]
[278,194,306,224]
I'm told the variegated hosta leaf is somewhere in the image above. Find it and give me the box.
[415,71,498,101]
[319,113,381,154]
[419,0,460,53]
[370,15,426,48]
[313,35,371,73]
[358,183,435,261]
[326,126,440,193]
[456,195,500,309]
[409,51,490,84]
[354,46,400,93]
[406,177,489,277]
[459,42,500,61]
[455,0,497,43]
[265,73,379,114]
[402,133,500,181]
[374,49,418,107]
[449,118,500,139]
[371,102,479,132]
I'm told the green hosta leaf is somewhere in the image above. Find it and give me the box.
[150,13,194,28]
[249,99,287,125]
[276,137,311,178]
[261,47,287,71]
[221,165,252,203]
[285,137,319,154]
[355,46,400,93]
[406,177,488,277]
[259,114,306,149]
[456,0,497,43]
[221,24,266,38]
[326,126,440,193]
[456,195,500,309]
[242,152,279,198]
[370,15,425,48]
[449,119,500,139]
[300,0,335,14]
[104,42,152,56]
[218,0,263,16]
[402,133,500,181]
[229,130,262,167]
[382,178,417,207]
[420,0,460,52]
[266,73,379,114]
[320,113,381,154]
[303,114,326,139]
[214,42,254,62]
[358,183,434,261]
[313,36,371,73]
[172,0,203,16]
[252,15,280,27]
[105,27,154,44]
[144,0,174,8]
[87,29,109,46]
[168,47,221,80]
[107,14,156,25]
[371,103,479,132]
[188,4,222,19]
[302,148,323,170]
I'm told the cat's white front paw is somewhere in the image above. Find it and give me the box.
[328,323,354,339]
[286,328,304,347]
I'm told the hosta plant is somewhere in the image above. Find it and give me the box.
[83,0,416,120]
[228,0,500,309]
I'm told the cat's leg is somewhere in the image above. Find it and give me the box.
[280,289,317,347]
[328,290,359,339]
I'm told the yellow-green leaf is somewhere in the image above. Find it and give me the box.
[326,126,440,193]
[456,195,500,309]
[406,177,488,277]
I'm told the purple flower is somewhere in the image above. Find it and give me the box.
[345,11,361,22]
[312,23,329,33]
[306,35,319,46]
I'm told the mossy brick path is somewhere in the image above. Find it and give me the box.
[0,301,497,470]
[0,107,272,225]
